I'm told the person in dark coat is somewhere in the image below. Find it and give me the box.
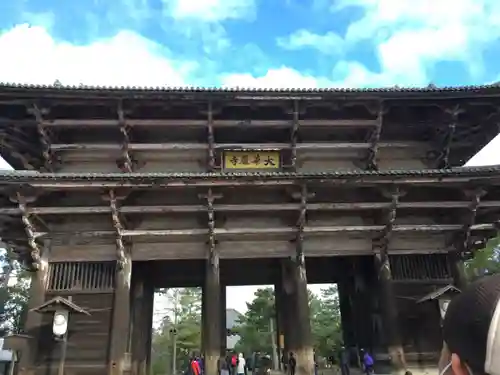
[339,347,350,375]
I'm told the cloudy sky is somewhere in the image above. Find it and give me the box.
[2,0,500,317]
[2,0,500,88]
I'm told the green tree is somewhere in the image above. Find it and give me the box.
[151,288,202,375]
[234,286,343,360]
[0,248,30,334]
[311,286,343,358]
[234,287,275,355]
[466,236,500,279]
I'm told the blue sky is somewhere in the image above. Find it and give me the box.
[2,0,500,314]
[1,0,500,88]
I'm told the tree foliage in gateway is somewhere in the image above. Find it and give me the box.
[234,286,343,359]
[466,236,500,279]
[0,248,30,335]
[151,288,202,375]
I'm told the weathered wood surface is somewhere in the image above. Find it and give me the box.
[1,182,498,265]
[36,293,113,375]
[0,92,498,172]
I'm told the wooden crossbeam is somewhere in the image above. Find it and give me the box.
[117,102,133,173]
[1,200,500,215]
[290,100,300,170]
[295,185,308,265]
[30,104,54,172]
[27,119,381,128]
[365,103,385,170]
[14,193,41,269]
[106,190,128,269]
[49,141,438,152]
[207,102,216,171]
[457,188,487,259]
[28,223,497,240]
[436,105,464,168]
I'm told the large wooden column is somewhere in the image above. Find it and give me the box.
[220,285,227,356]
[131,263,155,375]
[202,189,221,375]
[450,188,486,290]
[14,192,50,375]
[274,281,284,370]
[282,259,313,375]
[282,184,314,375]
[337,280,355,351]
[17,241,50,375]
[107,190,133,375]
[373,187,406,373]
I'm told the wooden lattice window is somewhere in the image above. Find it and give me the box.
[390,254,452,281]
[47,262,116,292]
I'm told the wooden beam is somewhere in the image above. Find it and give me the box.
[2,200,500,216]
[117,102,133,173]
[201,188,222,375]
[18,174,496,189]
[373,186,407,372]
[29,223,497,240]
[450,188,487,289]
[290,100,299,170]
[38,119,380,128]
[105,190,128,269]
[207,102,216,171]
[12,193,42,269]
[436,105,463,168]
[49,141,432,152]
[30,104,54,172]
[295,184,307,264]
[365,103,385,170]
[0,138,37,170]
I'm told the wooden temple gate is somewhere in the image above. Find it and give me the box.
[0,84,499,375]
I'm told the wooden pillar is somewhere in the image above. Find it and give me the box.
[18,239,51,375]
[220,285,227,356]
[131,263,154,375]
[203,261,221,375]
[374,188,406,373]
[274,283,284,370]
[108,257,132,375]
[202,188,221,375]
[338,280,355,349]
[202,285,207,355]
[144,282,154,375]
[282,259,314,375]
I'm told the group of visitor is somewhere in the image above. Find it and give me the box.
[188,273,500,375]
[339,273,500,375]
[187,355,204,375]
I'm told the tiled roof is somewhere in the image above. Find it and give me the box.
[0,165,499,182]
[0,82,500,96]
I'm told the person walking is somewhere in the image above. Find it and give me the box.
[361,349,374,375]
[237,353,246,375]
[339,347,350,375]
[288,352,296,375]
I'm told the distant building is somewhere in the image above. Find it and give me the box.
[226,308,242,350]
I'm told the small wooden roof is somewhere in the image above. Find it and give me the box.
[30,296,90,315]
[417,285,461,304]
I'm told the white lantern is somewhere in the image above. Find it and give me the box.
[438,299,450,320]
[52,310,69,337]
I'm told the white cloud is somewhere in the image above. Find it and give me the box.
[0,25,195,87]
[333,0,500,83]
[276,29,344,55]
[221,67,334,88]
[165,0,256,22]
